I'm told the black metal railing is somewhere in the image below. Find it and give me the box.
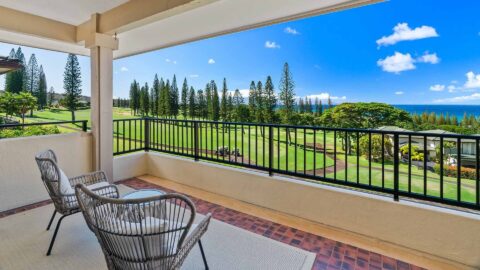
[113,118,146,155]
[0,120,88,139]
[113,117,480,211]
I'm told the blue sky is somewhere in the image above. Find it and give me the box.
[1,0,480,104]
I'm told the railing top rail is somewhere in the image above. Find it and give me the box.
[144,117,480,139]
[0,120,88,128]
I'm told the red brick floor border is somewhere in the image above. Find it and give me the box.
[0,199,52,219]
[118,178,426,270]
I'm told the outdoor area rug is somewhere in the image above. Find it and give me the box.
[0,185,315,270]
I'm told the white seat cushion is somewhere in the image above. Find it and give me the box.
[86,181,111,190]
[58,168,74,195]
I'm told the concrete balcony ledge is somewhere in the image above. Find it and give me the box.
[115,151,480,269]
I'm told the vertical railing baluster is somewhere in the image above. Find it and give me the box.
[345,131,348,182]
[294,128,297,173]
[440,137,444,199]
[408,134,412,193]
[144,118,150,151]
[393,134,399,201]
[368,132,372,186]
[323,130,326,178]
[381,133,385,188]
[356,132,359,184]
[334,130,337,180]
[457,137,461,201]
[194,121,199,161]
[476,139,479,206]
[304,128,307,175]
[269,125,273,176]
[313,129,316,177]
[424,136,427,196]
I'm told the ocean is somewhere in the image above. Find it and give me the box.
[392,105,480,119]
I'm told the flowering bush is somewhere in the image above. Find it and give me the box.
[434,164,477,180]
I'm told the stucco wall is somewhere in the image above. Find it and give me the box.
[142,152,480,269]
[0,133,93,211]
[113,152,148,181]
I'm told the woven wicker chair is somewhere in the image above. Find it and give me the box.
[75,183,212,270]
[35,149,119,256]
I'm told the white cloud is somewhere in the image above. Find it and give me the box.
[447,85,458,93]
[284,27,300,35]
[395,91,404,95]
[464,71,480,89]
[189,74,199,78]
[417,52,440,64]
[301,93,347,102]
[120,66,128,72]
[165,59,177,64]
[376,23,438,47]
[208,58,215,64]
[433,93,480,103]
[450,80,458,84]
[228,89,250,98]
[265,41,280,49]
[377,52,416,73]
[429,84,445,91]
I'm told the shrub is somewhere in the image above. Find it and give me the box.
[0,125,60,139]
[434,164,477,180]
[359,134,393,161]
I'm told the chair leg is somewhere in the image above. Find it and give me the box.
[198,240,209,270]
[46,214,67,256]
[46,210,57,231]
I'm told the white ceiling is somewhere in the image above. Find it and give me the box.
[0,0,128,25]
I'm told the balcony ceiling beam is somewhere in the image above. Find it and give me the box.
[0,6,77,43]
[76,0,217,43]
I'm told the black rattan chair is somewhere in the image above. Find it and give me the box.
[35,149,119,255]
[75,184,212,270]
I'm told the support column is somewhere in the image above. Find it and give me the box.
[87,29,118,182]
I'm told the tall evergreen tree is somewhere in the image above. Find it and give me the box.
[327,97,333,108]
[170,75,179,118]
[159,79,171,116]
[205,83,212,119]
[6,47,26,94]
[278,62,295,124]
[37,65,47,110]
[263,76,276,123]
[227,93,234,121]
[140,82,150,116]
[181,78,188,119]
[298,98,305,113]
[48,87,55,107]
[188,86,196,119]
[63,54,82,121]
[255,81,264,123]
[248,81,257,120]
[157,78,165,116]
[197,90,207,119]
[25,54,40,116]
[151,74,160,116]
[305,98,313,114]
[233,89,244,106]
[4,49,16,92]
[129,80,140,115]
[220,78,228,120]
[211,80,220,121]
